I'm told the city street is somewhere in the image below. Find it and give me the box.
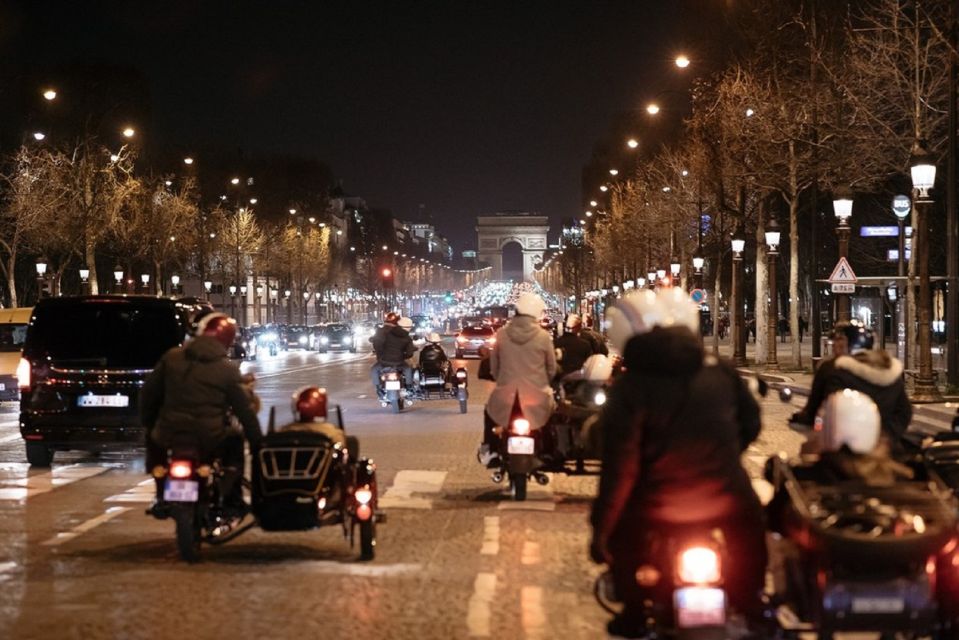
[0,340,814,640]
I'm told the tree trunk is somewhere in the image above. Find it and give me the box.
[6,254,18,308]
[711,251,723,356]
[788,146,802,368]
[86,236,99,295]
[755,200,768,365]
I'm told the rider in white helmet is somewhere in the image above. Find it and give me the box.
[590,288,766,638]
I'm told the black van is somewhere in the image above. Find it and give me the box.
[19,296,191,466]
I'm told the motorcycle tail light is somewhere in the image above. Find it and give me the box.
[16,358,30,390]
[635,564,662,587]
[356,503,372,521]
[386,372,399,381]
[678,546,721,585]
[512,418,531,436]
[169,460,193,479]
[354,486,373,505]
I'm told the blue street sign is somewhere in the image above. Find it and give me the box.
[860,226,913,238]
[892,194,911,219]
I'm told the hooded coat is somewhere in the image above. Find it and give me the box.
[487,314,557,428]
[799,350,911,440]
[140,336,262,452]
[590,326,762,540]
[370,324,415,365]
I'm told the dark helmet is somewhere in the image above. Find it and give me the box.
[385,312,400,324]
[195,313,237,349]
[839,320,874,355]
[292,386,327,422]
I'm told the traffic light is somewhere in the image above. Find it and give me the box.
[444,291,453,303]
[380,266,394,288]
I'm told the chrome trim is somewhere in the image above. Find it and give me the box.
[50,366,152,375]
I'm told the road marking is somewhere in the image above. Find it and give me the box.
[498,501,556,512]
[0,432,20,445]
[0,464,110,501]
[520,586,546,638]
[378,469,447,510]
[467,572,497,637]
[251,353,369,380]
[303,561,421,577]
[521,540,541,565]
[0,560,16,584]
[41,506,131,546]
[481,516,500,555]
[105,478,156,503]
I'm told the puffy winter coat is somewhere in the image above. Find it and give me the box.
[486,315,557,428]
[554,331,594,376]
[370,324,415,365]
[140,336,262,452]
[591,326,762,543]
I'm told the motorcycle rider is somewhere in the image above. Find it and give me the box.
[369,312,416,393]
[792,320,911,442]
[590,289,766,638]
[277,386,347,449]
[554,313,594,378]
[581,314,609,356]
[141,313,263,514]
[790,320,850,426]
[418,332,451,381]
[478,292,557,467]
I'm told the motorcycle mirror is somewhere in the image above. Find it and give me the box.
[778,387,793,403]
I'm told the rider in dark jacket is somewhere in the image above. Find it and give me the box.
[370,313,416,389]
[554,313,594,378]
[591,290,765,638]
[141,313,262,510]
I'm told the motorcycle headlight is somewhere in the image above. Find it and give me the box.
[594,390,607,406]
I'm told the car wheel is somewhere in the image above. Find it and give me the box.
[26,441,53,467]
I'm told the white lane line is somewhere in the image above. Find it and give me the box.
[0,464,110,501]
[41,506,131,546]
[521,540,541,566]
[480,516,500,555]
[520,586,546,638]
[0,418,19,427]
[252,353,369,380]
[378,469,447,510]
[105,478,155,503]
[0,432,21,445]
[302,561,421,577]
[466,572,497,637]
[0,560,16,584]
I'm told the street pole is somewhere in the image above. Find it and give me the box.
[912,141,943,402]
[766,219,781,370]
[896,213,909,365]
[836,220,851,323]
[947,1,959,386]
[731,226,747,367]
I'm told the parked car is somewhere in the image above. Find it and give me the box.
[0,307,31,401]
[314,323,357,353]
[18,296,191,466]
[454,325,496,358]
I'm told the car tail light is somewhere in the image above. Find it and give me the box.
[169,460,193,479]
[456,335,468,344]
[354,486,373,505]
[16,358,30,390]
[677,546,721,585]
[512,418,531,436]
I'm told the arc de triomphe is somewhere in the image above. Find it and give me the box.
[476,213,549,281]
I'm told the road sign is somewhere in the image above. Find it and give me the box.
[887,249,913,261]
[831,283,856,294]
[892,194,911,219]
[827,257,857,284]
[860,226,899,237]
[690,288,707,304]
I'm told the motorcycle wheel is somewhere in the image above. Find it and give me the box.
[174,507,201,563]
[510,473,527,501]
[359,519,376,561]
[391,397,402,414]
[459,398,468,414]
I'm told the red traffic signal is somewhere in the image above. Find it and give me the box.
[381,267,393,278]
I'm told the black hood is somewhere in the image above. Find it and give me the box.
[185,335,228,362]
[389,326,410,338]
[622,326,703,377]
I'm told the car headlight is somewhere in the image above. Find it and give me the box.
[320,336,329,344]
[343,336,352,343]
[298,335,308,344]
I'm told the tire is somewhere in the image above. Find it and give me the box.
[511,473,527,501]
[459,398,468,414]
[455,350,463,359]
[346,435,360,460]
[173,507,201,563]
[350,348,357,354]
[391,397,402,414]
[359,519,376,561]
[26,441,52,467]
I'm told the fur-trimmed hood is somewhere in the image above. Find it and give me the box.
[834,350,904,387]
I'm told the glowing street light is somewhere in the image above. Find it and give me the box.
[627,138,639,149]
[675,55,690,68]
[646,103,661,115]
[32,132,46,141]
[745,108,755,118]
[122,127,135,138]
[609,168,619,176]
[230,177,240,185]
[42,89,57,101]
[589,200,598,207]
[183,157,194,165]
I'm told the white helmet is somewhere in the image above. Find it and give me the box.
[427,332,442,343]
[398,317,414,330]
[606,288,699,353]
[819,389,881,454]
[515,292,545,318]
[582,354,612,382]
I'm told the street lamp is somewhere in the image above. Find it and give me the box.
[910,140,942,402]
[42,89,57,101]
[113,265,124,294]
[35,258,48,300]
[832,187,854,323]
[203,280,212,294]
[171,274,180,295]
[669,258,681,287]
[122,127,135,138]
[647,271,657,289]
[765,218,782,369]
[140,273,150,293]
[183,157,194,165]
[692,255,705,291]
[229,283,237,317]
[731,224,747,367]
[79,268,90,294]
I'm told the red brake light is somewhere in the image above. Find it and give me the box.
[678,546,721,585]
[512,418,531,436]
[16,358,30,390]
[169,460,193,479]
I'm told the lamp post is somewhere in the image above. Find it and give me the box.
[171,274,181,296]
[669,258,681,288]
[893,194,911,365]
[35,258,48,300]
[285,289,292,324]
[270,287,278,323]
[646,271,657,289]
[256,284,264,325]
[229,283,237,318]
[240,285,248,327]
[731,224,747,367]
[113,265,124,295]
[79,268,90,295]
[140,274,150,294]
[765,218,781,370]
[693,255,705,291]
[302,290,310,325]
[833,187,854,323]
[911,141,943,402]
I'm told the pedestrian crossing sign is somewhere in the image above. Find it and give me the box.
[827,257,857,284]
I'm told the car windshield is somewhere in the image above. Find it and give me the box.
[0,324,27,352]
[26,302,183,368]
[327,324,349,333]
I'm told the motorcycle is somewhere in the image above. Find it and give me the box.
[149,406,381,563]
[410,363,469,414]
[378,367,409,414]
[595,527,732,639]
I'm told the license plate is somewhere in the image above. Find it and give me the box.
[851,597,905,614]
[163,479,199,502]
[508,436,535,455]
[674,587,726,628]
[385,380,401,390]
[77,394,129,408]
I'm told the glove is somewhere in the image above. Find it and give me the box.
[589,535,611,565]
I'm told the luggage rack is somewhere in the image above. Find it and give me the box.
[259,445,331,481]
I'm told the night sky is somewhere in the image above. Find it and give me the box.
[1,1,719,250]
